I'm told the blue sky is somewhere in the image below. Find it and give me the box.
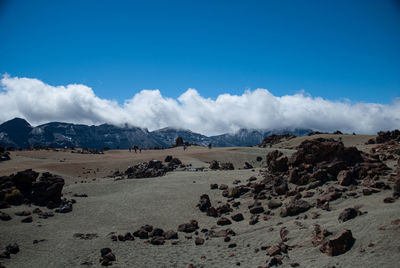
[1,0,399,104]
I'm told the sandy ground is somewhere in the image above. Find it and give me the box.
[0,137,399,268]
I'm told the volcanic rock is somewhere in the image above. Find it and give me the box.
[280,199,311,217]
[231,213,244,222]
[195,237,205,245]
[164,230,178,240]
[250,206,264,214]
[217,217,232,226]
[268,200,282,209]
[178,220,199,233]
[266,150,288,173]
[338,208,362,222]
[320,230,355,256]
[337,170,355,186]
[197,194,211,212]
[0,212,11,221]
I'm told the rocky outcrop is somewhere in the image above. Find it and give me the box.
[0,170,65,207]
[266,150,288,173]
[209,161,234,170]
[259,134,296,148]
[125,160,170,178]
[367,130,400,144]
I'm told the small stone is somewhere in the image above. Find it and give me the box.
[195,237,205,245]
[21,216,33,223]
[0,212,11,221]
[384,197,395,203]
[249,206,264,214]
[217,217,232,226]
[6,243,19,254]
[231,213,244,222]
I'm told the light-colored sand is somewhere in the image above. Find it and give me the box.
[1,139,399,268]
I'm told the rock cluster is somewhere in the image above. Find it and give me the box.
[259,134,296,148]
[312,225,355,256]
[125,157,183,179]
[263,138,390,194]
[0,169,65,207]
[209,160,234,170]
[367,130,400,144]
[100,248,116,266]
[0,243,19,259]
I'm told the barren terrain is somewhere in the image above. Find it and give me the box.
[0,134,399,268]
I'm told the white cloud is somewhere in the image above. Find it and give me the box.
[1,75,399,135]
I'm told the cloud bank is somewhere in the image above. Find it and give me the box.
[1,75,399,135]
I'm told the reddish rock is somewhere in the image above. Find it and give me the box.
[266,150,288,173]
[337,170,356,186]
[384,197,395,203]
[207,207,218,217]
[219,184,228,190]
[150,236,165,245]
[267,245,281,256]
[250,206,264,214]
[217,217,232,226]
[178,220,199,233]
[195,237,205,245]
[164,230,178,240]
[312,224,332,246]
[338,208,361,222]
[320,230,355,256]
[280,227,289,242]
[280,199,311,217]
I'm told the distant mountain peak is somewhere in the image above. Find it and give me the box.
[0,118,312,149]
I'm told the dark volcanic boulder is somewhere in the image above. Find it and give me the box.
[168,158,182,167]
[337,170,356,186]
[217,217,232,226]
[220,162,234,170]
[31,172,65,206]
[164,230,178,240]
[125,160,167,178]
[280,199,311,217]
[197,194,211,212]
[243,162,253,169]
[11,169,39,196]
[375,130,400,144]
[209,160,220,170]
[320,230,355,256]
[290,138,363,166]
[178,220,199,233]
[266,150,288,173]
[338,208,361,222]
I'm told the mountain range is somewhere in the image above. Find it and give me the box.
[0,118,312,149]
